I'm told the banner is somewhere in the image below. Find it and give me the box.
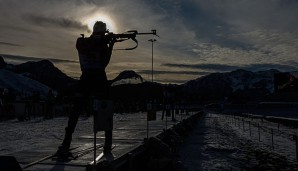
[94,100,113,132]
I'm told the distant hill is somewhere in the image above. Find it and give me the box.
[8,59,76,91]
[109,69,275,103]
[182,69,280,101]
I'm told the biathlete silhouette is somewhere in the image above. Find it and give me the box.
[57,21,158,159]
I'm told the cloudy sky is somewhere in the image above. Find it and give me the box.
[0,0,297,84]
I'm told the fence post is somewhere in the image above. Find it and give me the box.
[294,135,298,162]
[242,119,245,131]
[249,121,251,136]
[258,123,261,142]
[231,116,233,125]
[271,128,274,150]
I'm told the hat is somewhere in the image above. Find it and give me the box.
[93,21,107,33]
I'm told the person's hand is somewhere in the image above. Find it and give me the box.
[109,37,116,47]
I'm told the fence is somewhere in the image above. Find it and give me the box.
[218,114,298,163]
[0,101,74,121]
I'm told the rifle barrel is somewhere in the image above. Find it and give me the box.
[137,32,153,35]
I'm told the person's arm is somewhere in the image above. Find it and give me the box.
[103,37,116,67]
[107,37,115,55]
[76,37,90,53]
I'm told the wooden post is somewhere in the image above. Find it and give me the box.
[242,119,245,131]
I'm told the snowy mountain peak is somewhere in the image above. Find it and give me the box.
[0,56,7,69]
[0,69,50,96]
[112,70,144,86]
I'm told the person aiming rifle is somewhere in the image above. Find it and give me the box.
[57,21,158,158]
[57,21,115,157]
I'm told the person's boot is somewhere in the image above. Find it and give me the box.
[104,130,112,155]
[103,146,111,155]
[57,132,72,155]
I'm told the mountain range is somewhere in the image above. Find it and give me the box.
[182,69,280,101]
[0,56,297,102]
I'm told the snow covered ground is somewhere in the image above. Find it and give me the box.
[1,111,298,170]
[179,113,298,170]
[0,115,89,156]
[0,112,178,156]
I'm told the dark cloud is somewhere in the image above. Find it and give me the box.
[23,14,89,31]
[178,1,253,50]
[0,54,77,64]
[138,69,210,76]
[0,25,36,33]
[177,0,298,51]
[163,63,298,72]
[162,63,238,72]
[0,42,22,47]
[245,63,298,72]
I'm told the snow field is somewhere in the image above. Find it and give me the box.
[179,113,298,171]
[218,114,298,162]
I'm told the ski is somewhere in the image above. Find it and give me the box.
[52,144,103,162]
[73,144,103,159]
[89,145,116,165]
[22,145,82,169]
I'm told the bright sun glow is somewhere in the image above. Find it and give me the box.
[85,14,117,33]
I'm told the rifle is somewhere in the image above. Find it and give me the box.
[107,29,159,50]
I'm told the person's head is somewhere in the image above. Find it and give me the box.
[92,21,107,35]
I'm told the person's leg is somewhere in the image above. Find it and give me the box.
[58,97,83,151]
[92,72,113,154]
[104,130,112,153]
[60,113,79,149]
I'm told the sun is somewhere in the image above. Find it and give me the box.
[85,14,117,33]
